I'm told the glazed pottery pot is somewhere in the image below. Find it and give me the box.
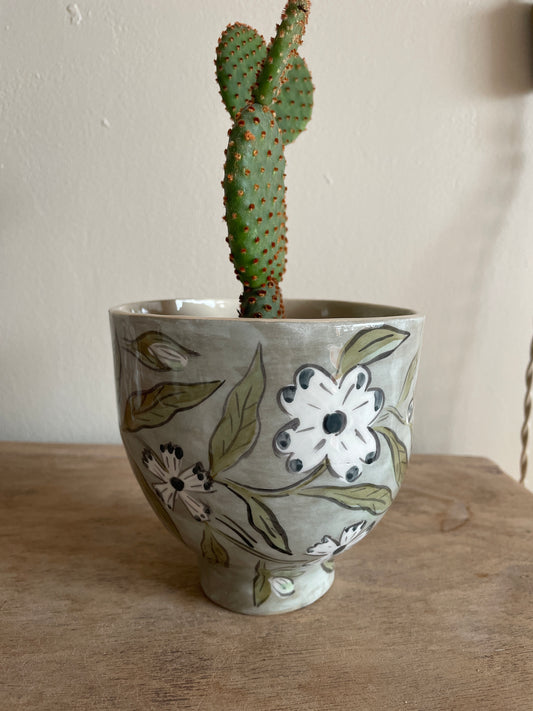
[110,299,424,615]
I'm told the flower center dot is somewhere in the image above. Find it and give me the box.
[322,410,346,435]
[170,477,184,491]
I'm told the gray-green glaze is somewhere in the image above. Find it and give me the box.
[110,299,424,615]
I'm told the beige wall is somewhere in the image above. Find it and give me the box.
[1,0,532,489]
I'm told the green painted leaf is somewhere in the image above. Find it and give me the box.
[123,331,199,372]
[299,483,393,515]
[253,561,271,607]
[398,351,420,405]
[246,495,292,555]
[375,426,409,487]
[201,526,230,567]
[122,380,224,433]
[227,482,292,555]
[209,345,265,478]
[337,326,410,376]
[321,559,335,574]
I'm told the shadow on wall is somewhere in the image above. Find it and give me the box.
[482,1,533,98]
[414,1,533,455]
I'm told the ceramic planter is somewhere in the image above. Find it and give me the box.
[110,299,424,615]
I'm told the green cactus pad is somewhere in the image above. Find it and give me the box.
[254,0,311,107]
[223,103,287,297]
[273,56,314,145]
[216,24,267,120]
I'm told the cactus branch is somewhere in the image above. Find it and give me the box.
[254,1,311,107]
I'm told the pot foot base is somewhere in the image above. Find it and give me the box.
[199,559,335,615]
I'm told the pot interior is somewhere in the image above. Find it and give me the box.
[111,299,419,321]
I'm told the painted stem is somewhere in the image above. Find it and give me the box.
[221,461,327,499]
[216,528,314,566]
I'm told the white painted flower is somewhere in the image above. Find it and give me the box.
[274,364,384,482]
[142,443,215,522]
[307,521,374,562]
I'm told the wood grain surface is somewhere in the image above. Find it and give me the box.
[1,443,532,710]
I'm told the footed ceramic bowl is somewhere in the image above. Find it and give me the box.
[110,299,424,615]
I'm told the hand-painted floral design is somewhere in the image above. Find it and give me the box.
[142,443,215,522]
[274,364,384,482]
[123,330,199,372]
[306,520,375,563]
[115,321,419,614]
[253,560,296,607]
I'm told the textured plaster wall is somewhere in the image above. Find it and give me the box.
[1,0,532,488]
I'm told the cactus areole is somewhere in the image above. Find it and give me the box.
[216,1,314,318]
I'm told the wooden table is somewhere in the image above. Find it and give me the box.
[1,443,532,710]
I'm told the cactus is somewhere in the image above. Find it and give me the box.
[216,1,313,318]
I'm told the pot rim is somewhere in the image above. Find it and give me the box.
[109,298,424,323]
